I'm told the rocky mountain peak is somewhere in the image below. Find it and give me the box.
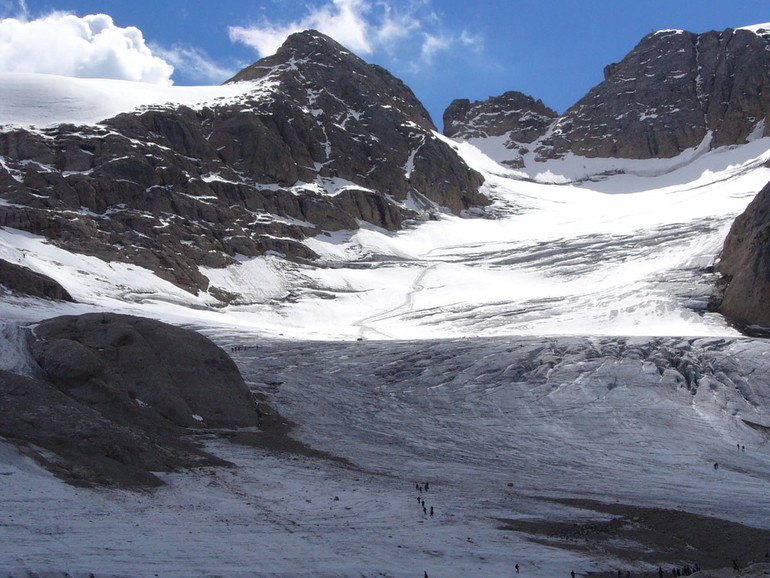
[548,26,770,158]
[228,29,435,132]
[0,29,485,299]
[445,25,770,162]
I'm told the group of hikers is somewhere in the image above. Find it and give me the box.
[415,481,434,517]
[229,343,258,352]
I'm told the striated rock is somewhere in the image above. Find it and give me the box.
[0,30,486,297]
[548,27,770,159]
[716,181,770,327]
[0,258,74,301]
[227,30,486,209]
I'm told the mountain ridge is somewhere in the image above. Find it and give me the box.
[445,25,770,164]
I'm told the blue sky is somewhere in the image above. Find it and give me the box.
[1,0,768,128]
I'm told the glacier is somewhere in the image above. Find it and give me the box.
[1,73,770,576]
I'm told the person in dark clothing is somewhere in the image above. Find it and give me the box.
[430,506,434,517]
[515,564,519,573]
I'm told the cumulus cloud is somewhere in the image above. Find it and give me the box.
[0,11,174,83]
[228,0,476,71]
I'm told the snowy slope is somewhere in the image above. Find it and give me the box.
[0,72,768,342]
[4,127,768,339]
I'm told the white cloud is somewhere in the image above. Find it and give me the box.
[228,0,479,72]
[419,33,451,65]
[152,44,237,84]
[0,11,174,83]
[229,0,374,57]
[460,30,484,53]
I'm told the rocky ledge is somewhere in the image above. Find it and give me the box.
[0,258,74,302]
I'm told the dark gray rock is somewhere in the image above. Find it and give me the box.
[443,91,557,142]
[0,369,211,488]
[0,258,74,301]
[444,27,770,161]
[32,313,259,429]
[547,27,770,159]
[227,30,486,209]
[0,313,270,487]
[716,181,770,327]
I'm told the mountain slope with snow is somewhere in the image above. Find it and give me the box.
[2,24,770,578]
[446,24,770,169]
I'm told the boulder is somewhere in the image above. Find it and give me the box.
[32,313,259,428]
[0,313,267,487]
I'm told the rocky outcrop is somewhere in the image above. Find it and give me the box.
[0,258,74,301]
[445,26,770,161]
[226,30,486,213]
[0,313,265,487]
[0,30,486,297]
[716,181,770,327]
[443,92,558,168]
[443,91,557,142]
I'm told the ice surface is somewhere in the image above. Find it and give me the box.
[2,334,770,576]
[1,136,770,340]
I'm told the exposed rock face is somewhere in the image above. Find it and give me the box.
[716,181,770,327]
[443,91,557,142]
[0,30,485,297]
[0,313,264,487]
[444,26,770,161]
[226,30,485,212]
[550,27,770,158]
[0,258,74,301]
[443,92,558,168]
